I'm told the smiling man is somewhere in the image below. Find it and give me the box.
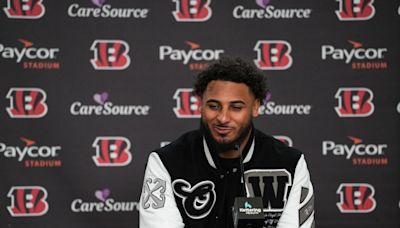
[139,58,315,228]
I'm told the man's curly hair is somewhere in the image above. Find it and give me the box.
[194,57,268,102]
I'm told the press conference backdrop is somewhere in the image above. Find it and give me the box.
[1,0,399,227]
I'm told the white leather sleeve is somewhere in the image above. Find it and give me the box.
[139,152,184,228]
[277,155,315,228]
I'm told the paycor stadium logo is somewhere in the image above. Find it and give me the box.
[0,39,60,70]
[233,0,312,20]
[321,40,387,70]
[159,41,224,70]
[0,137,62,168]
[3,0,45,19]
[322,136,388,166]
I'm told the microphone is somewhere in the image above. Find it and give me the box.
[232,144,264,228]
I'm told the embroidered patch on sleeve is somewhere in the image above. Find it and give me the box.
[142,178,166,209]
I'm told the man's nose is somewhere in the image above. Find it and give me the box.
[217,108,230,123]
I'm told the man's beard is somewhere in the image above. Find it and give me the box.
[201,119,253,153]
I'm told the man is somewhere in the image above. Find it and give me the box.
[139,58,315,228]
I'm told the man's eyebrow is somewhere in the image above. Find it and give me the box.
[205,99,245,104]
[205,99,220,103]
[230,100,245,105]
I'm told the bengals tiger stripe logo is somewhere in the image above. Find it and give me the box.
[3,0,45,19]
[273,135,293,147]
[90,40,131,70]
[336,183,376,213]
[7,186,49,217]
[254,40,293,70]
[172,0,212,22]
[335,88,374,117]
[173,88,201,118]
[336,0,375,21]
[92,136,132,167]
[6,88,48,118]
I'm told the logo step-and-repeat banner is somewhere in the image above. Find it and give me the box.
[1,0,399,227]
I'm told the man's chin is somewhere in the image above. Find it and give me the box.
[211,135,237,152]
[212,134,235,145]
[201,121,248,152]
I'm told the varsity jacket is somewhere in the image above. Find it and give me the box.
[139,129,315,228]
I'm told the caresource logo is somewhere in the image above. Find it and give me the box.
[258,101,312,116]
[90,40,131,70]
[71,188,138,212]
[70,92,150,116]
[336,0,375,21]
[172,0,212,22]
[159,41,224,70]
[67,1,149,19]
[0,39,60,69]
[321,40,387,70]
[273,135,293,147]
[7,186,49,217]
[6,88,48,118]
[92,137,132,167]
[337,183,376,213]
[3,0,45,19]
[233,0,312,20]
[322,136,388,165]
[335,88,374,117]
[0,137,62,168]
[254,40,293,70]
[173,88,201,118]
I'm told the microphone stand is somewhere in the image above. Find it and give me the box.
[232,144,264,228]
[235,144,246,197]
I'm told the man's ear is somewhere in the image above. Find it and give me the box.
[252,99,261,117]
[198,96,203,112]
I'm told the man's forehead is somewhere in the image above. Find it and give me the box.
[205,80,250,91]
[202,80,254,101]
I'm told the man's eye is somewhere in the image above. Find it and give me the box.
[208,104,219,109]
[232,106,243,111]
